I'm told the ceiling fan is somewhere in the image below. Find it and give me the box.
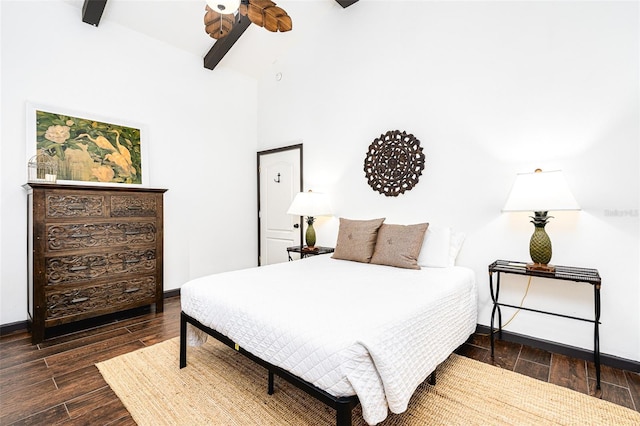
[204,0,292,40]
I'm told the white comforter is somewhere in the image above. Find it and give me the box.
[181,255,477,425]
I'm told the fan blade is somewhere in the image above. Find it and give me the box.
[263,5,291,32]
[246,0,291,32]
[204,5,235,39]
[246,0,271,27]
[239,1,248,16]
[204,5,220,26]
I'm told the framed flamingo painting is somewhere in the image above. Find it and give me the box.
[26,103,148,186]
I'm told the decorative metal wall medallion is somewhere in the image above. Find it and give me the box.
[363,130,426,197]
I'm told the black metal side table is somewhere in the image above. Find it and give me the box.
[287,246,335,261]
[488,260,602,390]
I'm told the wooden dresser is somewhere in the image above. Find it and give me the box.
[24,183,167,344]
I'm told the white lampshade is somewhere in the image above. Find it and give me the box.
[502,169,580,212]
[206,0,240,14]
[287,191,332,217]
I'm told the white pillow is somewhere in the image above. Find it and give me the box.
[418,225,451,267]
[448,229,466,266]
[418,226,467,267]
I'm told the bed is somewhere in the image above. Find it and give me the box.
[180,243,478,425]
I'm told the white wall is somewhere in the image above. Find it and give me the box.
[257,1,639,362]
[0,1,259,325]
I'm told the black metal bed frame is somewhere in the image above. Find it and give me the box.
[180,311,365,426]
[180,311,437,425]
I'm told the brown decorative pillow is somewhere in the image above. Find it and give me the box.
[370,223,429,269]
[332,218,386,263]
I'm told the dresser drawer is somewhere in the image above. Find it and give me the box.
[45,276,157,322]
[46,248,157,285]
[46,221,157,251]
[111,194,157,217]
[46,193,105,218]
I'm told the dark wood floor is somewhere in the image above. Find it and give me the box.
[1,296,639,425]
[454,333,640,412]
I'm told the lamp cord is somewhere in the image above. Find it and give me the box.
[499,275,533,330]
[480,275,533,336]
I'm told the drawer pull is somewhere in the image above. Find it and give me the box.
[127,205,143,210]
[67,203,87,211]
[124,257,141,264]
[69,265,88,271]
[71,297,89,304]
[71,233,91,238]
[124,287,140,293]
[125,230,142,235]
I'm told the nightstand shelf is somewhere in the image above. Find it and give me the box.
[488,259,602,390]
[286,246,334,261]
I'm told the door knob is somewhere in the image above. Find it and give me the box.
[293,224,299,229]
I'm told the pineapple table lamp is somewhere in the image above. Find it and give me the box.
[502,169,580,272]
[287,190,332,250]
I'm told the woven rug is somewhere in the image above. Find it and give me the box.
[97,337,640,425]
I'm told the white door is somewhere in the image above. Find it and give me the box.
[258,145,302,265]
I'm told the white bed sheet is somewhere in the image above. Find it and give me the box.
[181,255,477,425]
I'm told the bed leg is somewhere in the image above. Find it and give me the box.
[429,368,436,386]
[336,404,352,426]
[268,370,274,395]
[180,312,187,369]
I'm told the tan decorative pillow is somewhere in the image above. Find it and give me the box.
[370,223,429,269]
[332,217,386,263]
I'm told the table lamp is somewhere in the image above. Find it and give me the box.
[502,169,580,272]
[287,190,332,249]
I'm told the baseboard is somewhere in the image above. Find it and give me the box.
[0,289,182,337]
[475,325,640,373]
[164,288,181,299]
[0,319,28,336]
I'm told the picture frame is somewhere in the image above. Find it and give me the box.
[26,102,149,186]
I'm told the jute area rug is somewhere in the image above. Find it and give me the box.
[97,338,640,425]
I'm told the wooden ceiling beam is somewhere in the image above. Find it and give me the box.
[82,0,108,27]
[335,0,359,8]
[204,14,252,70]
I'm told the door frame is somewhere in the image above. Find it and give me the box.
[257,143,303,265]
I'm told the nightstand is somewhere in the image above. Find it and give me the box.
[488,260,602,390]
[286,246,334,261]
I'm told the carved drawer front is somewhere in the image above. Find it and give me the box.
[111,195,157,217]
[46,193,105,218]
[47,222,157,251]
[45,276,156,320]
[109,249,157,274]
[46,249,156,285]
